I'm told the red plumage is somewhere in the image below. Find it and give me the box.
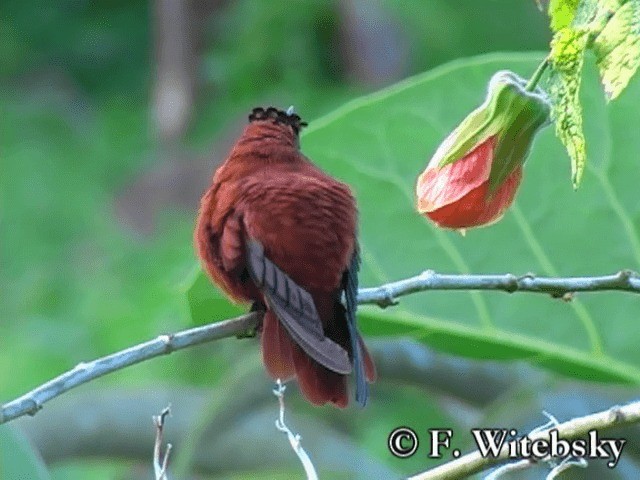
[195,107,375,407]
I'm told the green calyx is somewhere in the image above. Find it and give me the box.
[435,70,551,193]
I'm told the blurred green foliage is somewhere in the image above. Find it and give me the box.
[0,426,50,480]
[0,1,573,478]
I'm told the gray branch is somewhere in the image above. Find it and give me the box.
[0,312,261,425]
[357,269,640,307]
[409,401,640,480]
[2,269,640,425]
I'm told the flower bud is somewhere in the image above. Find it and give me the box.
[416,70,550,230]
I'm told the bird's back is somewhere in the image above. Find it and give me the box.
[195,107,375,407]
[237,166,357,295]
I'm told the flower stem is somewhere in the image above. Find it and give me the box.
[525,57,550,91]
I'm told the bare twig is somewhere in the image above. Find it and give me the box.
[484,459,532,479]
[273,380,318,480]
[547,457,587,479]
[357,269,640,308]
[2,269,640,425]
[482,457,585,480]
[153,406,173,480]
[0,312,261,425]
[409,402,639,479]
[483,411,559,480]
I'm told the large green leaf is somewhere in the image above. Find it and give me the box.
[188,52,640,384]
[185,265,244,325]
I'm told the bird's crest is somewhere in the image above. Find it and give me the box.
[248,106,308,135]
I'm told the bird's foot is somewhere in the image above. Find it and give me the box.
[236,302,266,339]
[250,301,267,313]
[236,327,258,339]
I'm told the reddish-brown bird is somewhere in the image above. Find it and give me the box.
[195,106,375,407]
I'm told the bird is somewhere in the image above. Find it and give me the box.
[194,106,376,407]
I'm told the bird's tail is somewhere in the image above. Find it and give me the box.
[261,310,296,382]
[261,311,375,407]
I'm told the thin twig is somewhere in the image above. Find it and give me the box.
[0,312,261,425]
[357,269,640,308]
[153,406,173,480]
[2,269,640,424]
[483,411,559,480]
[409,402,639,479]
[482,456,586,480]
[547,457,587,479]
[273,380,318,480]
[484,459,533,479]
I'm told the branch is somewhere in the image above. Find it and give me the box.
[0,312,261,425]
[409,401,640,480]
[153,406,173,480]
[273,380,318,480]
[357,269,640,307]
[482,412,588,480]
[2,269,640,425]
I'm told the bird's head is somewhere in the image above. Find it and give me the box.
[246,106,308,149]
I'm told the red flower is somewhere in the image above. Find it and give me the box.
[416,135,522,230]
[416,70,550,231]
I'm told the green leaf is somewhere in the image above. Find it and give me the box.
[592,0,640,100]
[185,266,244,326]
[0,426,51,480]
[572,0,602,26]
[303,52,640,384]
[187,52,640,386]
[548,26,589,187]
[544,1,640,186]
[548,0,582,31]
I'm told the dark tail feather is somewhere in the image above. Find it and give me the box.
[344,248,370,407]
[359,334,377,382]
[346,316,368,406]
[261,311,295,381]
[292,342,348,407]
[262,310,348,406]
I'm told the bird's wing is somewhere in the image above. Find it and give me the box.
[245,238,352,375]
[343,244,368,406]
